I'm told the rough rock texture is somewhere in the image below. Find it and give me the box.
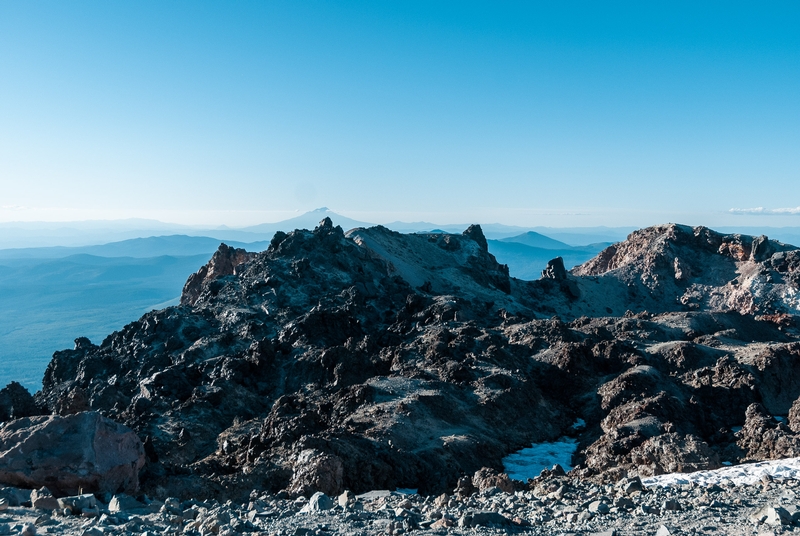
[181,243,257,306]
[471,467,514,493]
[14,220,800,501]
[734,403,800,461]
[572,223,799,317]
[0,411,144,496]
[0,382,39,422]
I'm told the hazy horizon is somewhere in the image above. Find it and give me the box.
[4,207,800,232]
[2,2,798,229]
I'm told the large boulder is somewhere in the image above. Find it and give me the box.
[0,411,144,496]
[287,449,344,498]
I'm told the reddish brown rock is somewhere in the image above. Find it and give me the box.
[472,467,514,493]
[736,403,800,460]
[181,243,257,306]
[0,412,144,496]
[628,433,721,477]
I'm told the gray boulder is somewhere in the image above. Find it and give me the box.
[0,411,144,496]
[30,487,58,510]
[108,493,146,512]
[299,491,334,513]
[287,450,344,498]
[750,505,792,527]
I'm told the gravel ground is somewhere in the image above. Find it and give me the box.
[4,471,800,535]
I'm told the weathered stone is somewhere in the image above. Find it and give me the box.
[108,494,145,512]
[618,476,643,495]
[459,511,512,528]
[0,486,31,506]
[750,505,792,527]
[430,517,455,529]
[181,243,257,306]
[299,492,333,513]
[471,467,514,493]
[57,494,96,514]
[541,257,568,281]
[30,488,58,510]
[0,382,39,423]
[337,490,355,508]
[614,496,635,510]
[588,500,610,514]
[288,450,343,498]
[0,412,144,496]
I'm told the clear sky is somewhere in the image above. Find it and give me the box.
[1,1,798,228]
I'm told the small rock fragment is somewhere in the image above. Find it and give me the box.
[299,492,333,513]
[655,525,672,536]
[108,494,145,512]
[620,476,644,495]
[337,490,355,508]
[588,500,610,514]
[750,505,792,527]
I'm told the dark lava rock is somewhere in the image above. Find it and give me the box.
[19,221,800,501]
[0,382,40,422]
[541,257,568,281]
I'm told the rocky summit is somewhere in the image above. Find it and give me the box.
[3,219,800,534]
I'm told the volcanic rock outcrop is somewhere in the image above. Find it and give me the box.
[5,220,800,501]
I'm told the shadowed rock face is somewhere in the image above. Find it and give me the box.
[0,382,39,422]
[22,220,800,500]
[0,411,144,496]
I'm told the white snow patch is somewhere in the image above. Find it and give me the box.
[642,457,800,488]
[780,286,800,312]
[396,488,418,495]
[503,438,578,481]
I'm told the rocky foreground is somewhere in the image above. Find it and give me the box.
[3,466,800,535]
[3,219,800,534]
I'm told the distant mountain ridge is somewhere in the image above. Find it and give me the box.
[4,208,800,250]
[0,235,271,260]
[0,208,637,248]
[499,231,573,250]
[238,207,373,235]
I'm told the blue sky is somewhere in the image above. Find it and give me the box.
[1,1,798,227]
